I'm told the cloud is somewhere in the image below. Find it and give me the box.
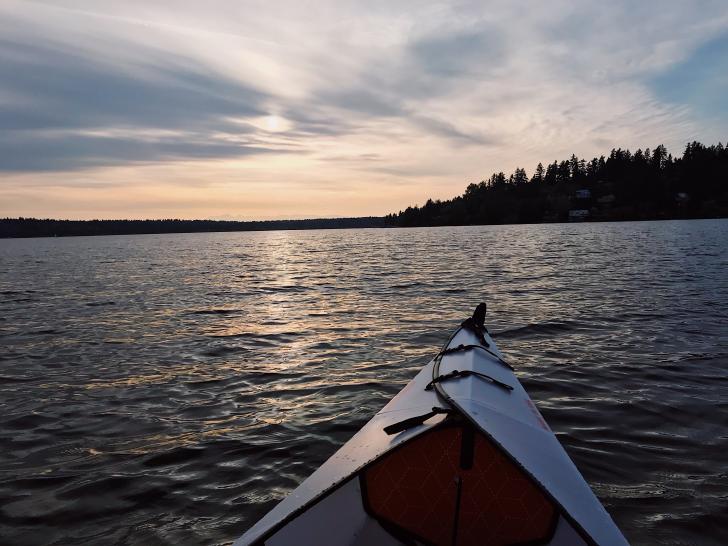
[314,89,402,118]
[410,115,495,146]
[649,32,728,121]
[0,38,266,128]
[297,27,507,146]
[0,132,282,172]
[0,32,282,171]
[409,27,507,79]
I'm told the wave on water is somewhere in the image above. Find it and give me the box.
[189,309,241,315]
[494,320,589,339]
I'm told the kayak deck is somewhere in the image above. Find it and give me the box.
[362,422,557,544]
[235,308,628,546]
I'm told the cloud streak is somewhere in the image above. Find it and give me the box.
[0,33,285,170]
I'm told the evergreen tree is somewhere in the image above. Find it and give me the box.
[513,167,529,186]
[532,162,545,184]
[557,161,571,184]
[544,161,558,185]
[652,144,667,169]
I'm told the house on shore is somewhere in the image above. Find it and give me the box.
[568,209,590,221]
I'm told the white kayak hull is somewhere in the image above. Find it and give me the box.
[236,312,629,546]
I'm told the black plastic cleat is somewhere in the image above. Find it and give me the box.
[472,302,487,329]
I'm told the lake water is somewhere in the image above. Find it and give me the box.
[1,220,727,545]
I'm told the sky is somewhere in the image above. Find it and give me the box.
[1,0,727,220]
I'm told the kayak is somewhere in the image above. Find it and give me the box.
[235,304,629,545]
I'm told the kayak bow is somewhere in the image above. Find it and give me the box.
[235,305,629,546]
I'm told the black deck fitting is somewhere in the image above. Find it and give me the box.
[472,302,487,328]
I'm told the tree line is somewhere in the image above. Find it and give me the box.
[0,217,385,238]
[385,141,728,226]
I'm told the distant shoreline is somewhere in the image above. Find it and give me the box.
[2,215,726,239]
[0,217,386,239]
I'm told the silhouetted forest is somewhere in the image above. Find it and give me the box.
[0,217,385,238]
[386,141,728,226]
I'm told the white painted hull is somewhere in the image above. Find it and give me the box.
[235,317,629,546]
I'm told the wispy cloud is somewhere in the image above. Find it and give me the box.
[0,35,284,170]
[649,32,728,122]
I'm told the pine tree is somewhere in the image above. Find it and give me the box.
[652,144,667,169]
[557,161,571,184]
[532,162,545,184]
[513,167,529,186]
[545,161,558,185]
